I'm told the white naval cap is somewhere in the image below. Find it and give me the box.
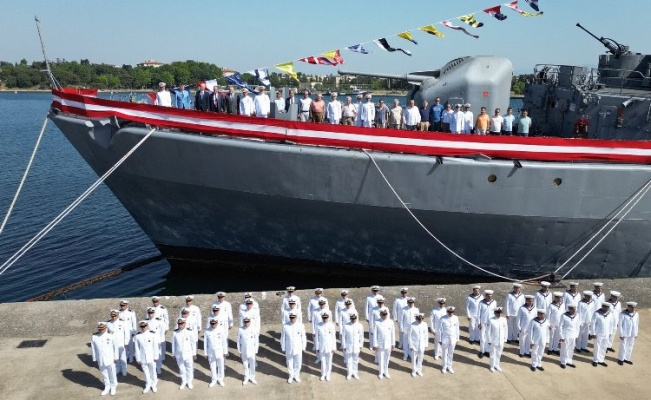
[601,302,612,308]
[119,299,130,305]
[185,295,195,301]
[110,309,119,315]
[447,306,456,312]
[512,283,523,288]
[626,302,637,307]
[139,320,149,327]
[593,282,604,287]
[286,286,296,291]
[416,312,425,318]
[151,295,160,301]
[536,309,546,314]
[540,281,551,287]
[216,291,226,297]
[400,287,409,293]
[583,290,593,296]
[455,104,462,108]
[212,304,221,310]
[437,297,446,303]
[177,318,187,324]
[407,297,415,303]
[349,312,358,318]
[244,292,252,298]
[321,312,330,318]
[344,299,353,305]
[314,288,324,293]
[379,309,388,315]
[147,307,156,313]
[524,295,535,299]
[464,103,471,107]
[371,285,380,291]
[209,317,219,323]
[245,299,253,304]
[318,299,327,305]
[567,304,577,308]
[288,312,297,318]
[181,307,190,314]
[158,82,166,87]
[484,290,494,295]
[610,291,621,297]
[376,295,385,302]
[97,321,107,328]
[341,289,349,295]
[494,307,503,312]
[569,282,579,286]
[553,292,563,297]
[472,285,481,289]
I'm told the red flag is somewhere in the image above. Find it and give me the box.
[298,56,338,66]
[146,92,157,104]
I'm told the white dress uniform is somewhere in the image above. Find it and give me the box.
[535,290,553,311]
[392,295,409,348]
[282,307,303,325]
[477,297,497,354]
[153,304,169,327]
[147,316,167,373]
[311,307,332,351]
[563,290,581,312]
[239,307,261,335]
[577,295,594,351]
[528,316,550,369]
[179,305,202,353]
[355,101,363,126]
[334,297,349,327]
[342,320,364,379]
[254,92,270,117]
[591,307,616,364]
[316,320,337,380]
[429,306,446,359]
[239,95,255,116]
[517,304,537,356]
[280,320,307,382]
[370,305,390,362]
[204,325,227,385]
[372,317,395,378]
[558,311,580,366]
[618,307,639,363]
[465,293,482,342]
[327,100,342,124]
[505,291,525,341]
[338,306,357,346]
[308,296,329,322]
[91,329,119,395]
[172,326,196,388]
[605,298,622,348]
[134,329,160,392]
[401,305,420,360]
[206,312,229,353]
[487,315,508,371]
[408,320,429,376]
[591,291,605,311]
[437,313,460,373]
[118,307,137,361]
[365,292,380,348]
[450,110,465,133]
[547,301,564,352]
[107,317,132,375]
[212,299,234,329]
[237,325,259,384]
[359,101,376,127]
[463,110,474,133]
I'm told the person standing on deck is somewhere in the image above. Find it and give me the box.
[505,283,524,343]
[487,307,508,372]
[465,285,482,344]
[91,321,119,396]
[155,82,172,107]
[618,301,639,365]
[239,88,255,116]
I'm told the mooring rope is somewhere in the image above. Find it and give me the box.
[0,116,49,235]
[0,128,156,277]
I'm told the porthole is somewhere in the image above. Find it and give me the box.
[553,178,562,186]
[487,174,497,183]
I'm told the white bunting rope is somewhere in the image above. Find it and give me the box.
[0,115,49,235]
[0,128,156,277]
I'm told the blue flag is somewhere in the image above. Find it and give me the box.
[347,44,370,54]
[225,73,258,92]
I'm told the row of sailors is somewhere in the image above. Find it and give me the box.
[90,284,639,395]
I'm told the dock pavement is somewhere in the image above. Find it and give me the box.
[0,278,649,399]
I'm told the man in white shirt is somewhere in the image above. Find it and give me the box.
[359,94,376,127]
[341,96,356,125]
[505,283,524,343]
[430,298,447,359]
[134,320,160,393]
[237,317,259,385]
[591,302,616,367]
[462,103,474,134]
[465,285,482,344]
[299,90,312,122]
[326,93,342,124]
[212,291,234,330]
[273,90,286,114]
[402,99,421,131]
[372,309,395,379]
[389,99,403,129]
[254,86,270,117]
[172,318,196,390]
[155,82,172,107]
[280,312,307,383]
[477,290,497,358]
[239,88,255,116]
[392,287,409,349]
[502,107,516,135]
[618,301,639,365]
[576,291,594,352]
[316,313,337,381]
[558,304,580,368]
[438,306,460,374]
[547,292,565,355]
[489,108,504,135]
[91,321,119,396]
[408,313,429,377]
[342,313,364,380]
[401,297,420,361]
[528,309,550,371]
[204,317,227,387]
[487,307,508,372]
[450,104,465,134]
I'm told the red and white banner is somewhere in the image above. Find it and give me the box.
[52,89,651,164]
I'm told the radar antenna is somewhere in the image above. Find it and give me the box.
[34,16,61,89]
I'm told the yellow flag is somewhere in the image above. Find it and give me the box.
[521,10,543,17]
[275,62,298,81]
[419,24,445,38]
[397,31,418,45]
[459,14,484,28]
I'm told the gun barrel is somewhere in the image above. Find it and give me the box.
[576,23,601,41]
[338,70,429,83]
[576,23,619,55]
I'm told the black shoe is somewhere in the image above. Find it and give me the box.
[624,360,633,365]
[555,350,561,355]
[519,354,524,358]
[547,350,553,355]
[582,348,589,353]
[568,363,576,368]
[607,348,615,353]
[484,352,490,357]
[478,352,484,359]
[530,366,536,371]
[526,353,531,358]
[598,362,608,367]
[618,360,624,365]
[560,364,566,369]
[536,366,545,371]
[592,362,598,367]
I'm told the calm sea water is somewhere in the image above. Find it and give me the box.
[0,92,523,303]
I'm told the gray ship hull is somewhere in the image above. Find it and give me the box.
[50,112,651,280]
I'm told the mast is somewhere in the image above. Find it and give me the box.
[34,16,61,89]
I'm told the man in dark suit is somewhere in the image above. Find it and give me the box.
[195,82,210,111]
[209,85,223,113]
[285,88,297,112]
[222,86,240,114]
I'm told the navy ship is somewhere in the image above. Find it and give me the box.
[49,45,651,281]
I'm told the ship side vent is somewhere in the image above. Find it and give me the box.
[440,57,470,76]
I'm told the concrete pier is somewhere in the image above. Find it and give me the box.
[0,278,648,399]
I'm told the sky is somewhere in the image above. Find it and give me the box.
[1,0,650,76]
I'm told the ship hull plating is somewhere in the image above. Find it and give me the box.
[51,113,651,279]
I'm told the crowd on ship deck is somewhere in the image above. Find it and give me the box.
[90,282,638,395]
[153,82,534,137]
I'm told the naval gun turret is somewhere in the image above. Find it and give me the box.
[338,56,513,113]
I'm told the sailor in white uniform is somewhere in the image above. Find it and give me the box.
[204,317,228,387]
[338,299,357,349]
[504,283,525,343]
[465,285,482,344]
[392,287,409,349]
[237,317,259,385]
[438,306,460,374]
[576,290,594,352]
[370,296,390,363]
[280,312,307,383]
[117,300,137,363]
[212,292,234,330]
[408,313,429,377]
[563,282,581,311]
[342,312,364,380]
[282,286,302,314]
[145,307,167,374]
[401,297,420,361]
[591,282,605,310]
[107,309,131,377]
[430,298,447,359]
[605,290,622,351]
[535,281,553,311]
[178,308,199,355]
[618,302,639,365]
[308,288,329,332]
[311,299,332,355]
[239,292,260,313]
[477,290,497,358]
[558,304,580,368]
[517,295,537,357]
[91,321,119,396]
[487,307,508,372]
[547,292,564,354]
[179,296,201,352]
[372,309,395,379]
[172,318,196,390]
[206,305,229,356]
[335,290,351,333]
[151,296,169,328]
[282,299,302,325]
[365,285,381,349]
[316,313,337,381]
[528,309,550,371]
[591,302,616,367]
[134,320,160,393]
[239,299,261,338]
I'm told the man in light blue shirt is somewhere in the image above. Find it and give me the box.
[502,107,516,135]
[429,97,444,132]
[175,84,190,109]
[516,110,532,137]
